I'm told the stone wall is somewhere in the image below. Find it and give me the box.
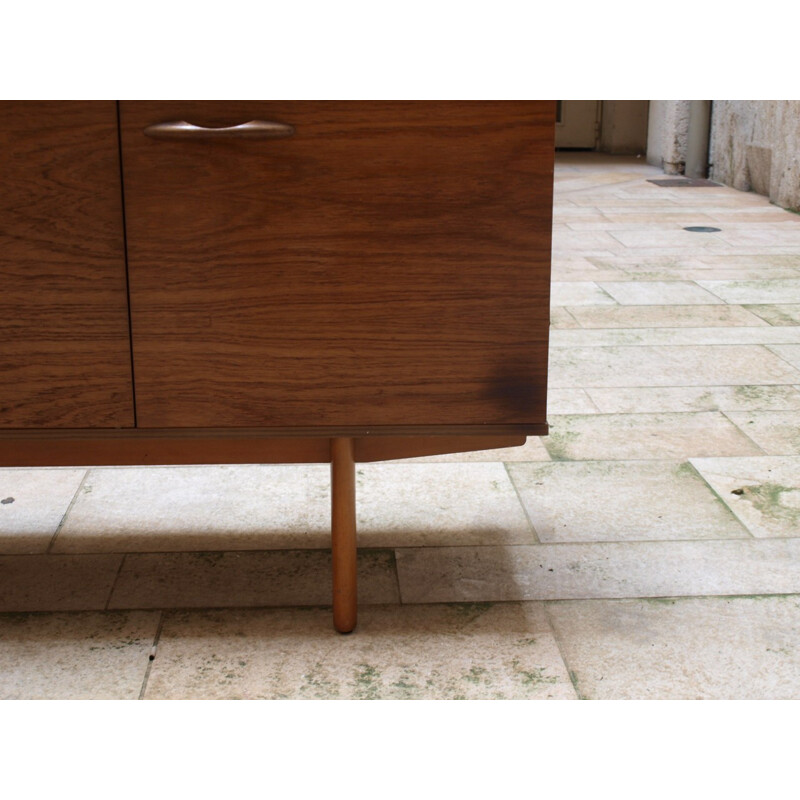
[646,100,800,211]
[709,100,800,211]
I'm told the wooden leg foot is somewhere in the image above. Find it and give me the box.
[331,437,357,633]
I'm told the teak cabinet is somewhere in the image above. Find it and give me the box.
[0,101,555,631]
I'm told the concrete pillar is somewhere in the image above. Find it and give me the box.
[646,101,691,174]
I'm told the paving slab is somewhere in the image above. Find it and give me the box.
[691,456,800,538]
[702,211,800,224]
[590,256,707,271]
[508,460,748,543]
[546,596,800,699]
[598,213,718,226]
[550,307,581,328]
[550,327,800,347]
[586,385,800,414]
[565,304,767,328]
[355,463,536,547]
[609,230,727,249]
[744,304,800,326]
[54,465,332,553]
[108,549,400,610]
[143,603,577,700]
[548,344,800,388]
[768,344,800,370]
[718,230,800,247]
[724,411,800,455]
[614,268,800,281]
[546,389,599,415]
[542,412,763,461]
[396,539,800,604]
[695,254,800,268]
[0,554,123,612]
[698,279,800,304]
[551,230,623,252]
[597,281,724,305]
[0,611,159,699]
[550,282,616,307]
[552,268,629,282]
[0,468,85,554]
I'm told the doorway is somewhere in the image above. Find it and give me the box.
[555,100,600,149]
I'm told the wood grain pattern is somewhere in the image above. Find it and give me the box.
[120,101,554,430]
[0,101,134,428]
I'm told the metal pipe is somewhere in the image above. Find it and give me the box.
[685,101,712,178]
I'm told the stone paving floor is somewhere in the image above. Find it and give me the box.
[3,152,800,699]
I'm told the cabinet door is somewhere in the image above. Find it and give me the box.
[0,101,134,428]
[120,101,554,430]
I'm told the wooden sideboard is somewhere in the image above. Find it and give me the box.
[0,101,555,631]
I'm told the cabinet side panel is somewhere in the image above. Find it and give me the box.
[122,101,554,429]
[0,101,134,428]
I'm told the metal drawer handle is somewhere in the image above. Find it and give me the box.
[143,120,295,140]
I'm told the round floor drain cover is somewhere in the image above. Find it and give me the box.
[683,226,721,232]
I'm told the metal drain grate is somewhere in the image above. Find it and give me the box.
[647,178,722,187]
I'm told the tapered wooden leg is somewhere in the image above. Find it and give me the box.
[331,437,357,633]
